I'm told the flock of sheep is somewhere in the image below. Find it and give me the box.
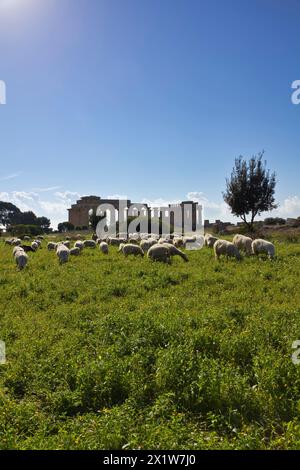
[4,232,275,270]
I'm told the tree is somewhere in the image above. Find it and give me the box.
[35,216,51,232]
[19,211,37,225]
[0,202,22,227]
[58,221,74,233]
[223,151,277,230]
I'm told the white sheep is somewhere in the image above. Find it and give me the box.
[12,238,22,246]
[108,237,126,246]
[47,242,57,251]
[56,244,70,264]
[251,239,275,259]
[63,241,71,248]
[173,237,184,248]
[14,249,28,270]
[70,247,81,256]
[140,239,157,253]
[83,240,96,248]
[31,241,39,252]
[74,241,84,250]
[214,239,241,261]
[13,246,25,257]
[147,243,188,263]
[120,243,144,257]
[233,234,253,256]
[205,233,218,248]
[99,241,109,254]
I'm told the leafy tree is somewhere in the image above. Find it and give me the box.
[58,221,74,233]
[19,211,37,225]
[223,151,277,230]
[0,201,22,227]
[35,216,51,232]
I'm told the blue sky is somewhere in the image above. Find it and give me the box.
[0,0,300,227]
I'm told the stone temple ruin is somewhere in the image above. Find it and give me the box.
[68,196,200,234]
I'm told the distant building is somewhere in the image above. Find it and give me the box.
[68,196,200,233]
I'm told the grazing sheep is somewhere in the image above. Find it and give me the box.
[14,249,28,270]
[163,243,189,262]
[99,241,109,254]
[33,239,42,248]
[205,233,218,248]
[214,239,241,261]
[233,234,253,256]
[47,242,57,251]
[147,243,188,263]
[20,244,35,253]
[252,239,275,259]
[23,236,31,241]
[5,239,13,246]
[37,235,44,240]
[56,244,70,264]
[173,237,184,248]
[120,243,144,257]
[12,238,22,246]
[63,241,71,248]
[70,247,81,256]
[158,237,173,245]
[83,240,96,248]
[31,241,39,252]
[74,241,84,250]
[140,239,157,253]
[108,237,127,246]
[13,246,25,257]
[128,238,140,245]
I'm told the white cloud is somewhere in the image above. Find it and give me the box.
[0,189,81,229]
[186,191,232,221]
[272,196,300,218]
[0,172,22,182]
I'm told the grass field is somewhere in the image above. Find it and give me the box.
[0,236,300,449]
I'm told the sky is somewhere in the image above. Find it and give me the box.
[0,0,300,228]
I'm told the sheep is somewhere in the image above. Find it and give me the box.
[108,237,127,246]
[83,240,96,248]
[70,247,81,256]
[13,246,25,257]
[33,239,42,248]
[63,241,71,248]
[158,237,173,245]
[140,238,157,253]
[5,239,14,246]
[31,241,39,252]
[205,233,218,248]
[47,242,57,251]
[163,243,189,262]
[20,245,35,253]
[128,238,140,245]
[14,249,28,270]
[120,243,144,257]
[233,234,253,256]
[74,241,84,250]
[173,237,184,248]
[12,238,22,246]
[23,236,31,241]
[56,244,70,264]
[99,241,109,254]
[147,243,188,263]
[251,239,275,259]
[214,239,241,261]
[37,235,44,240]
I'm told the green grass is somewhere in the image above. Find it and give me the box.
[0,238,300,449]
